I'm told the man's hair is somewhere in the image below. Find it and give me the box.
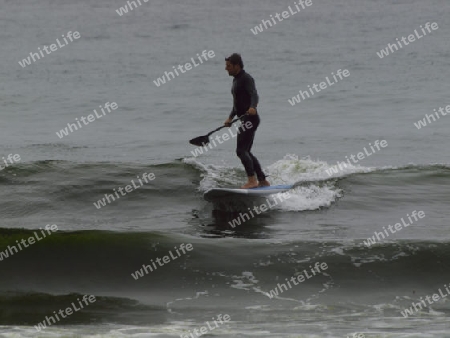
[225,53,244,68]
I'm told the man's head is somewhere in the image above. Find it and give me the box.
[225,53,244,77]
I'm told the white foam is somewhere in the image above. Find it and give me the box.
[265,154,374,183]
[184,154,376,211]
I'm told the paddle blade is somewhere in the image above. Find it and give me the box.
[189,135,209,147]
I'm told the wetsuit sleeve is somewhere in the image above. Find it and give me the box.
[245,76,259,109]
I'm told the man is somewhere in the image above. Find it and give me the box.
[224,53,270,189]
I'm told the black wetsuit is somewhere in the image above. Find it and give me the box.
[228,69,266,181]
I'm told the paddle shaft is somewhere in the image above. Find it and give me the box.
[189,114,250,146]
[205,117,241,138]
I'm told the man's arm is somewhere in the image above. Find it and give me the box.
[228,107,237,120]
[225,106,237,126]
[245,75,259,111]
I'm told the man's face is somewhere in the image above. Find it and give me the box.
[225,61,240,76]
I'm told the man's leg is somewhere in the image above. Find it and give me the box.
[236,115,269,188]
[236,122,258,188]
[245,115,269,187]
[249,152,268,184]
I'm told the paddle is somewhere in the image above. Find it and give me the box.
[189,116,245,147]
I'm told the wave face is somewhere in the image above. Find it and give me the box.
[1,229,450,318]
[1,156,448,220]
[1,157,450,336]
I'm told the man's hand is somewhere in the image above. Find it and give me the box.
[247,107,257,115]
[224,118,232,127]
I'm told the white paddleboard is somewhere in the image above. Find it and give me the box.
[204,184,294,200]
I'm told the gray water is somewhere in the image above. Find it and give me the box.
[1,0,450,337]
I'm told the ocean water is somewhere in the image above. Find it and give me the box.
[1,0,450,337]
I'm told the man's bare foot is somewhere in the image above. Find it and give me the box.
[241,175,258,189]
[258,180,270,187]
